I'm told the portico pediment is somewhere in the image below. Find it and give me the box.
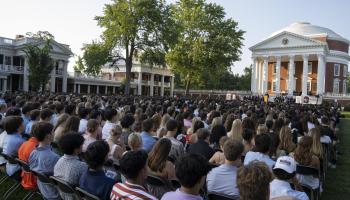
[249,31,326,51]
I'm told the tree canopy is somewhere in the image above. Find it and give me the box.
[22,31,54,91]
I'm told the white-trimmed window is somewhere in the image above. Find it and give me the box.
[272,80,277,92]
[334,64,340,76]
[308,62,312,74]
[307,80,312,92]
[344,65,348,78]
[333,78,340,93]
[273,63,277,75]
[343,81,347,94]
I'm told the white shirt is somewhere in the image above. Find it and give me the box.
[206,164,239,197]
[320,135,331,144]
[0,131,7,164]
[270,179,309,200]
[244,151,276,171]
[102,121,116,140]
[78,118,88,133]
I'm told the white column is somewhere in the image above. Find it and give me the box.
[2,78,7,92]
[262,56,269,93]
[96,85,99,94]
[87,85,90,94]
[317,54,325,95]
[161,75,165,96]
[50,62,56,93]
[276,56,281,94]
[302,54,309,96]
[251,57,257,93]
[73,84,76,93]
[23,58,29,92]
[105,86,108,94]
[288,55,295,95]
[138,72,142,95]
[150,74,154,96]
[62,61,68,93]
[113,86,116,94]
[170,76,174,96]
[257,60,261,93]
[77,84,81,94]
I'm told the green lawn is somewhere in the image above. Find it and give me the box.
[342,111,350,118]
[322,118,350,199]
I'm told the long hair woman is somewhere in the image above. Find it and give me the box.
[53,113,69,143]
[276,126,296,157]
[228,119,243,141]
[308,128,323,159]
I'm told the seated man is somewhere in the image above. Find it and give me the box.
[187,128,215,160]
[110,150,157,200]
[29,122,60,200]
[79,141,116,200]
[244,133,275,171]
[140,119,156,152]
[161,154,212,200]
[270,156,309,200]
[206,139,244,197]
[163,119,184,161]
[54,133,87,200]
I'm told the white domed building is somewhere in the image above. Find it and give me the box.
[250,22,349,96]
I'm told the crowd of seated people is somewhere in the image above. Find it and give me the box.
[0,92,341,200]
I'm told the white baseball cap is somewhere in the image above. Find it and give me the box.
[273,156,296,174]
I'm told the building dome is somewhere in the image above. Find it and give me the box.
[270,22,349,43]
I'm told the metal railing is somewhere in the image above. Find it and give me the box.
[0,64,24,73]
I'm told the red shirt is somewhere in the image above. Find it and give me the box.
[18,137,39,190]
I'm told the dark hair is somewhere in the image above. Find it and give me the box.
[142,118,153,132]
[34,122,54,142]
[175,154,211,188]
[193,120,204,133]
[148,138,172,172]
[6,108,21,116]
[85,140,110,169]
[22,103,33,115]
[197,128,210,140]
[273,168,295,180]
[253,134,271,154]
[120,113,135,128]
[119,150,148,179]
[63,116,80,134]
[223,139,244,161]
[104,108,118,121]
[87,119,99,133]
[4,116,23,134]
[29,109,41,121]
[40,108,53,121]
[242,129,254,142]
[242,117,256,131]
[210,125,227,144]
[265,120,273,130]
[90,109,102,120]
[59,133,85,155]
[78,107,90,119]
[65,104,76,115]
[166,119,178,132]
[55,103,65,113]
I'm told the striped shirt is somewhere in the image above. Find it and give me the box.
[110,181,157,200]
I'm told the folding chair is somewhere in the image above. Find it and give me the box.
[31,170,60,200]
[145,175,174,199]
[296,165,320,200]
[0,148,10,185]
[15,158,42,200]
[207,192,240,200]
[0,152,21,200]
[50,176,81,200]
[76,187,101,200]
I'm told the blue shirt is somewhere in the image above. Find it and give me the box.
[140,131,156,152]
[206,164,239,197]
[29,145,60,200]
[22,115,30,128]
[79,169,116,200]
[3,133,25,176]
[25,121,36,135]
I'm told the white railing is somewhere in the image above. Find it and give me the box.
[164,82,171,87]
[0,37,13,45]
[174,89,252,95]
[324,92,350,97]
[0,64,24,73]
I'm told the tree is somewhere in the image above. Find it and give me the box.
[166,0,244,95]
[83,0,168,95]
[22,31,54,91]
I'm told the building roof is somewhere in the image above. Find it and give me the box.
[269,22,349,44]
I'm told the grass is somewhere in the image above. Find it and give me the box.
[341,111,350,118]
[322,118,350,199]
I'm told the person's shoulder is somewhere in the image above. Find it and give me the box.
[161,191,177,200]
[288,190,309,200]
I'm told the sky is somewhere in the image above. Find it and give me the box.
[0,0,349,74]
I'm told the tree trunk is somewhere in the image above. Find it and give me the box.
[125,59,131,96]
[185,77,191,96]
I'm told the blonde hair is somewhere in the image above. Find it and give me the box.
[278,126,295,153]
[211,117,222,127]
[128,133,142,151]
[160,114,171,128]
[256,124,268,135]
[187,117,201,135]
[308,128,323,159]
[228,119,243,141]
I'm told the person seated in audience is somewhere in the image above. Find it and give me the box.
[82,119,99,152]
[209,125,227,150]
[25,109,40,135]
[108,125,126,164]
[244,133,275,171]
[18,122,41,190]
[228,119,243,142]
[270,156,309,200]
[53,113,69,143]
[78,107,90,133]
[157,114,171,138]
[52,103,65,126]
[79,141,116,200]
[290,136,320,191]
[140,118,156,152]
[242,128,254,155]
[29,122,60,200]
[59,116,80,141]
[120,113,135,145]
[54,133,87,200]
[237,161,272,200]
[186,119,204,144]
[3,116,26,178]
[209,136,228,165]
[163,119,184,161]
[161,154,211,200]
[207,138,244,197]
[128,133,143,151]
[21,103,32,128]
[89,109,103,139]
[276,126,296,158]
[187,128,215,160]
[102,108,118,140]
[110,150,157,200]
[40,108,54,123]
[308,128,323,159]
